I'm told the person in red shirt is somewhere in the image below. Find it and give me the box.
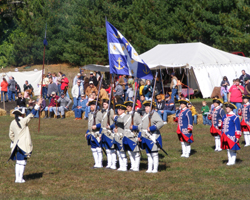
[228,78,244,115]
[1,77,8,102]
[44,92,60,118]
[60,74,69,98]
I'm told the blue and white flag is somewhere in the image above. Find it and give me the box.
[106,20,153,80]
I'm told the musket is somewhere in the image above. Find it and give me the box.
[91,75,106,156]
[147,72,169,156]
[130,78,142,157]
[107,75,114,126]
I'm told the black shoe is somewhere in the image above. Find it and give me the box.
[57,115,61,119]
[61,115,65,119]
[49,112,54,118]
[44,111,48,119]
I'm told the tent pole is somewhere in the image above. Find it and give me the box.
[160,67,164,94]
[187,68,190,100]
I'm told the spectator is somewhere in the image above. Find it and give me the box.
[84,92,96,119]
[1,77,8,102]
[243,77,250,96]
[47,77,58,103]
[239,70,250,86]
[162,94,176,124]
[188,103,198,125]
[73,73,81,87]
[15,93,26,111]
[26,99,36,115]
[156,94,165,121]
[84,77,89,93]
[228,78,244,115]
[53,92,72,119]
[126,84,134,101]
[114,79,124,100]
[134,96,141,111]
[155,77,162,96]
[99,84,109,100]
[85,81,98,97]
[52,73,58,86]
[89,71,98,86]
[23,80,33,98]
[143,80,152,100]
[137,95,146,116]
[33,96,46,118]
[73,94,88,120]
[139,80,145,96]
[201,101,211,125]
[95,71,102,82]
[220,76,230,102]
[44,92,59,119]
[119,75,128,99]
[71,80,84,110]
[41,74,49,100]
[61,74,69,98]
[8,76,16,102]
[15,82,21,97]
[47,72,52,78]
[170,72,179,101]
[57,71,63,95]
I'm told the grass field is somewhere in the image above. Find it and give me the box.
[1,115,250,200]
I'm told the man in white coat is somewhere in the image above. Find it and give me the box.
[9,99,42,183]
[71,80,84,110]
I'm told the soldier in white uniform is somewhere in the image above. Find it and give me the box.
[9,99,42,183]
[113,104,127,171]
[123,101,142,172]
[138,101,164,173]
[85,100,103,168]
[98,98,116,169]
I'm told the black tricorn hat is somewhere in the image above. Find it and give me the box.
[115,104,126,110]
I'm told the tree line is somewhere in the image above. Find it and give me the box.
[1,0,250,67]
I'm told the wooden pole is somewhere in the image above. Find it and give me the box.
[38,45,46,133]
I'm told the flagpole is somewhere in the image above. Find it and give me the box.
[38,23,47,133]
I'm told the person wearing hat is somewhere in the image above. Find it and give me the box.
[99,98,116,169]
[71,79,84,110]
[85,100,103,168]
[238,95,250,147]
[73,94,87,120]
[53,92,72,119]
[174,99,193,158]
[123,101,142,171]
[73,72,82,87]
[89,72,98,87]
[60,74,70,98]
[113,104,128,171]
[85,81,98,97]
[170,72,179,101]
[220,103,241,165]
[44,91,59,118]
[138,100,164,173]
[208,98,225,151]
[9,99,43,183]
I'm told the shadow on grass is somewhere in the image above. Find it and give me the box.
[139,162,170,171]
[241,141,246,145]
[222,159,243,164]
[211,145,215,150]
[23,172,43,181]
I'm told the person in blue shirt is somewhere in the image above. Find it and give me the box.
[73,94,87,120]
[158,94,176,124]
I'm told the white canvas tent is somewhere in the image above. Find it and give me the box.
[83,64,110,72]
[0,70,42,96]
[140,42,250,98]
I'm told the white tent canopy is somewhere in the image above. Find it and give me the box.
[140,42,250,98]
[0,70,42,96]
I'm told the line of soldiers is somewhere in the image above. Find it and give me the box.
[85,98,196,173]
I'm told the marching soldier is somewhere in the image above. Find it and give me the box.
[113,104,127,171]
[99,98,117,169]
[238,95,250,147]
[208,98,225,151]
[85,100,103,168]
[174,99,193,158]
[221,103,241,165]
[9,99,42,183]
[123,101,142,172]
[138,101,164,173]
